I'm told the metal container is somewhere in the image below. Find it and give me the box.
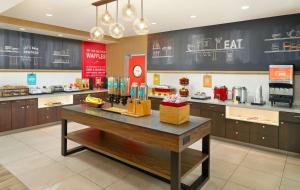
[107,77,114,95]
[113,77,120,96]
[139,83,148,100]
[130,82,139,99]
[120,77,130,97]
[232,86,247,103]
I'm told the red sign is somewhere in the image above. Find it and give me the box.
[128,55,146,88]
[82,41,106,84]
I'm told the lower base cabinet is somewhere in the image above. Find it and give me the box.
[250,124,278,149]
[0,101,12,132]
[279,121,300,153]
[38,107,60,125]
[226,119,250,143]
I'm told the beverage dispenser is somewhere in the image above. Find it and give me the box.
[120,77,130,105]
[113,77,121,104]
[107,77,115,104]
[269,65,294,107]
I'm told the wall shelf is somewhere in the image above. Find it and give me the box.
[264,49,300,53]
[264,36,300,41]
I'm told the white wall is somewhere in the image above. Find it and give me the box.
[147,73,300,105]
[0,72,81,87]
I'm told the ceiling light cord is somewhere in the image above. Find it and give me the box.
[96,6,98,26]
[116,0,119,22]
[141,0,143,19]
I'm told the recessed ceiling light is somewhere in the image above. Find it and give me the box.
[19,28,25,31]
[46,13,53,17]
[57,34,63,37]
[151,22,157,25]
[241,5,250,10]
[190,15,197,19]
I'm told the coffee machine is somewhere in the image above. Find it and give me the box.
[269,65,294,107]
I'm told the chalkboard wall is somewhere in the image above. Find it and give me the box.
[0,29,82,70]
[147,14,300,71]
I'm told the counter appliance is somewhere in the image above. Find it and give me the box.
[269,65,294,107]
[232,86,247,103]
[214,86,228,101]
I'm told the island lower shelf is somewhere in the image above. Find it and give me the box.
[66,128,208,180]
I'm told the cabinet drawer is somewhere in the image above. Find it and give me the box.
[280,112,300,123]
[250,124,278,136]
[200,103,225,113]
[26,99,38,106]
[250,133,278,148]
[38,107,57,124]
[226,119,250,143]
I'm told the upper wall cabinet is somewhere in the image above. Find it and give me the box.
[147,14,300,71]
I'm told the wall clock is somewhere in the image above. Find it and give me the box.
[133,65,142,78]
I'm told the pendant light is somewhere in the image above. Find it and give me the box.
[90,6,104,41]
[122,0,136,21]
[133,0,149,35]
[109,0,125,39]
[100,4,114,25]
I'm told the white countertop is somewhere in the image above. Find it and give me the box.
[0,89,108,102]
[149,95,300,114]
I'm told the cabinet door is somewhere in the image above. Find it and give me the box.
[73,94,83,105]
[38,107,57,125]
[0,101,12,132]
[190,103,200,116]
[250,124,278,148]
[56,106,62,121]
[25,99,38,127]
[279,121,300,153]
[12,100,26,129]
[213,112,226,137]
[226,120,250,143]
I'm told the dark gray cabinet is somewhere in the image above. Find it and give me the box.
[279,112,300,153]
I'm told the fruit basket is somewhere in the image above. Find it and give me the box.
[84,101,105,108]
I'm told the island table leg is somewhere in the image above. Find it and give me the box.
[170,151,181,190]
[61,119,68,156]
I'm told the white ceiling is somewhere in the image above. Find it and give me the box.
[1,0,300,37]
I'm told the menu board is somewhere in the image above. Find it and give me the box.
[0,29,82,70]
[147,13,300,71]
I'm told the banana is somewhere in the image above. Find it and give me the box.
[85,95,105,104]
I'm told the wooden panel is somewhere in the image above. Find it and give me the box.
[67,128,208,180]
[213,111,226,137]
[190,102,201,116]
[11,100,26,129]
[92,0,116,6]
[62,108,180,151]
[226,119,250,143]
[73,94,83,105]
[279,121,300,153]
[0,102,12,132]
[280,112,300,123]
[25,99,38,127]
[250,123,278,148]
[38,107,57,125]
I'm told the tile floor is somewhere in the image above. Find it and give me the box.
[0,123,300,190]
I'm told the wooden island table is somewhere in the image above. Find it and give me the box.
[61,105,211,190]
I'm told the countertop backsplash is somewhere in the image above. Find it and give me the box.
[147,73,300,106]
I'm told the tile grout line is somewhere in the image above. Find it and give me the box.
[278,151,288,190]
[220,146,252,190]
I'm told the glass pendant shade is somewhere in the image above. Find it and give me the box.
[122,2,136,21]
[133,18,149,35]
[101,10,114,25]
[109,23,125,39]
[90,26,104,41]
